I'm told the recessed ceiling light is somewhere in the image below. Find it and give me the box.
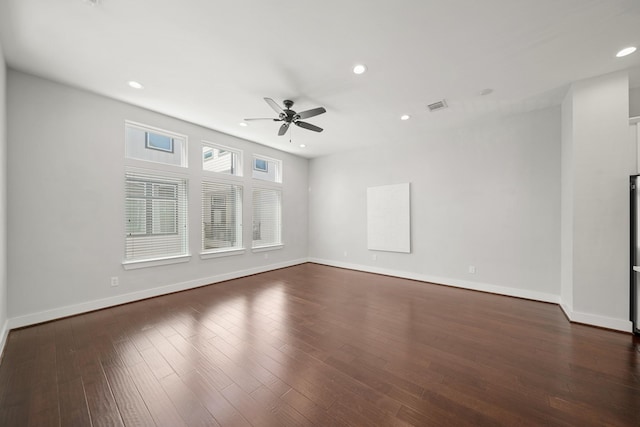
[299,144,306,148]
[239,122,248,127]
[128,81,144,89]
[400,115,410,121]
[616,46,637,57]
[353,64,367,75]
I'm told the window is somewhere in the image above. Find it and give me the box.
[125,171,188,262]
[125,122,187,167]
[254,158,267,172]
[252,187,282,249]
[146,133,174,153]
[252,155,282,183]
[202,142,242,176]
[202,181,243,253]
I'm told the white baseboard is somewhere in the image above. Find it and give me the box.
[559,303,632,332]
[559,302,573,321]
[309,258,560,303]
[7,258,307,330]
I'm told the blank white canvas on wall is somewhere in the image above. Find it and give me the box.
[367,183,411,253]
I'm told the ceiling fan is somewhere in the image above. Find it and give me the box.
[245,98,326,136]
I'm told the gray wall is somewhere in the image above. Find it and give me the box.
[7,70,309,325]
[0,40,7,345]
[309,107,562,302]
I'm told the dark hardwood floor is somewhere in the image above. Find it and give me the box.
[0,263,639,426]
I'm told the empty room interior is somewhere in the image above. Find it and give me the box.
[1,0,640,425]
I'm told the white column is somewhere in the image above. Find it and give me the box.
[561,70,635,331]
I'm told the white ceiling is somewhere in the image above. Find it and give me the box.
[1,0,639,158]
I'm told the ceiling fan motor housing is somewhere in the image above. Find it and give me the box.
[282,100,296,122]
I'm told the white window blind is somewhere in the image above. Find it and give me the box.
[125,171,188,262]
[252,187,282,248]
[202,181,243,252]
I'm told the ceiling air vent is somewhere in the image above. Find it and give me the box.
[427,99,448,112]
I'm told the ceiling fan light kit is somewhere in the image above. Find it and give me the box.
[245,97,326,136]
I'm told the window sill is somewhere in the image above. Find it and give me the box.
[122,254,191,270]
[251,244,284,253]
[200,248,246,260]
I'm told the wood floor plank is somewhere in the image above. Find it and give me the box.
[250,384,314,427]
[26,328,59,426]
[281,387,347,427]
[77,347,124,427]
[58,377,92,427]
[139,345,175,380]
[180,369,252,427]
[218,382,282,427]
[102,361,156,427]
[125,361,187,427]
[1,263,639,426]
[26,385,59,427]
[158,372,220,426]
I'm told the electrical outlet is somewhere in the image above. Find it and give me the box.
[110,276,119,287]
[264,253,269,260]
[343,251,348,257]
[372,254,377,261]
[468,265,476,274]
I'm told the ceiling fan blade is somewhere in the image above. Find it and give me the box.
[278,122,291,136]
[264,97,284,114]
[295,121,323,132]
[296,107,326,120]
[244,118,281,121]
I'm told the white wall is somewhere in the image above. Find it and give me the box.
[6,70,308,326]
[309,107,561,302]
[567,71,634,329]
[0,40,8,351]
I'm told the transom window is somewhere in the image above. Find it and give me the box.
[252,155,282,183]
[202,142,242,176]
[125,122,187,167]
